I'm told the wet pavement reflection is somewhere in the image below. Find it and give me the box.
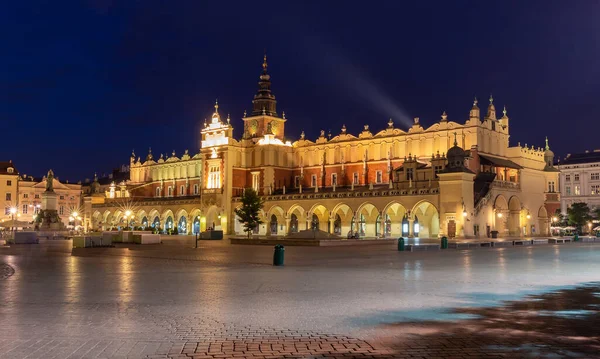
[0,238,600,358]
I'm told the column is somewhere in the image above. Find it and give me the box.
[285,218,291,235]
[379,212,385,238]
[408,218,414,237]
[328,217,334,234]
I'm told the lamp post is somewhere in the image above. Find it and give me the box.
[124,210,132,230]
[9,207,17,233]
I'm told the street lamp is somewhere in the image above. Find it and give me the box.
[9,207,17,232]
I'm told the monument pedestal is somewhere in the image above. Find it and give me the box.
[36,190,65,232]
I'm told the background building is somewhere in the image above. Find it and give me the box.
[557,150,600,214]
[18,174,82,227]
[84,56,560,238]
[0,161,19,221]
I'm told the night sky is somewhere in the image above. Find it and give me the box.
[2,1,598,181]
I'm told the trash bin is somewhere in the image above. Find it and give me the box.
[491,230,498,239]
[397,237,405,251]
[596,231,600,238]
[273,244,285,266]
[441,236,448,249]
[574,233,579,242]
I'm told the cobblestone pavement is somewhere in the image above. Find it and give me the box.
[1,239,600,358]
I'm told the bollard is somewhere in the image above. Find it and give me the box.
[574,233,579,242]
[397,237,405,251]
[441,236,448,249]
[273,244,285,266]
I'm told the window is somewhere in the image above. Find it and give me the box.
[34,194,39,199]
[207,165,221,189]
[353,172,359,185]
[193,184,199,195]
[7,168,13,173]
[434,166,443,174]
[575,185,581,195]
[565,174,571,181]
[548,181,555,193]
[60,195,64,200]
[168,186,173,197]
[376,171,382,184]
[22,204,27,214]
[331,173,338,186]
[59,206,64,215]
[155,187,161,197]
[574,174,580,182]
[566,186,571,195]
[4,208,9,215]
[34,206,39,214]
[23,193,28,198]
[311,174,317,187]
[252,172,260,192]
[6,180,11,186]
[180,185,185,196]
[294,176,300,188]
[592,185,600,195]
[5,193,11,201]
[592,173,600,181]
[406,168,414,181]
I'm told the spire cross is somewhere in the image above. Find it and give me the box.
[262,51,268,73]
[453,132,458,146]
[214,99,219,111]
[545,136,550,150]
[489,94,494,104]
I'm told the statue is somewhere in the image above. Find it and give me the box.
[46,169,54,192]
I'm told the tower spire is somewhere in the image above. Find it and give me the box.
[545,136,550,151]
[251,53,277,116]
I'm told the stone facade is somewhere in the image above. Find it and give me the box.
[84,56,559,238]
[557,150,600,214]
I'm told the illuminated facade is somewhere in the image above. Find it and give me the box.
[18,175,82,226]
[0,161,19,220]
[84,55,559,238]
[557,150,600,214]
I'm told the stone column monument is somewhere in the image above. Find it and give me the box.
[35,169,65,231]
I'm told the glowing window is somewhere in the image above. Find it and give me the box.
[208,165,221,189]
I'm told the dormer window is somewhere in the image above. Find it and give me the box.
[7,167,13,174]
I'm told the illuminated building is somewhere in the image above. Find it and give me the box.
[84,56,559,238]
[0,161,19,219]
[557,150,600,214]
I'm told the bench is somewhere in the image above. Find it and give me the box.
[549,238,571,244]
[72,235,111,248]
[492,241,513,247]
[10,232,39,244]
[513,240,533,246]
[448,242,472,249]
[532,238,548,245]
[132,234,161,244]
[405,244,440,251]
[580,237,595,242]
[478,242,493,248]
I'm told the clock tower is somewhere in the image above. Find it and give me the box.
[242,54,286,141]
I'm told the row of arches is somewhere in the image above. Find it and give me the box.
[235,200,440,238]
[91,206,224,234]
[493,194,549,236]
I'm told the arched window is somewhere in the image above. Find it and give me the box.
[168,186,173,197]
[193,184,199,195]
[334,214,341,234]
[180,185,185,196]
[311,214,319,230]
[155,187,161,197]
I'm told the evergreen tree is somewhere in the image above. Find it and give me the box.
[567,202,591,231]
[234,188,264,238]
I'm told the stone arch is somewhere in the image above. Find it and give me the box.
[136,209,147,225]
[382,201,408,237]
[538,206,549,236]
[204,205,221,231]
[493,195,509,235]
[355,202,379,237]
[161,209,174,233]
[508,196,522,236]
[176,208,189,234]
[411,200,439,238]
[308,204,328,232]
[189,208,201,234]
[112,210,123,229]
[266,205,285,236]
[331,203,353,236]
[102,210,111,228]
[287,204,307,233]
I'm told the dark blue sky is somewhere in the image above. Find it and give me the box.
[2,1,598,181]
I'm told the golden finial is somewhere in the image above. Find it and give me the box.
[214,99,219,111]
[262,51,268,72]
[503,105,507,117]
[441,111,448,121]
[473,97,478,106]
[489,94,494,104]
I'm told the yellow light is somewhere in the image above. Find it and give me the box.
[552,216,557,222]
[462,211,467,217]
[9,207,17,214]
[125,210,132,217]
[526,214,531,219]
[497,212,503,218]
[72,211,78,217]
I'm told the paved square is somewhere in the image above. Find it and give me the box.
[1,238,600,358]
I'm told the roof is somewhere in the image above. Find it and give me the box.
[560,151,600,165]
[478,154,522,170]
[0,161,18,175]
